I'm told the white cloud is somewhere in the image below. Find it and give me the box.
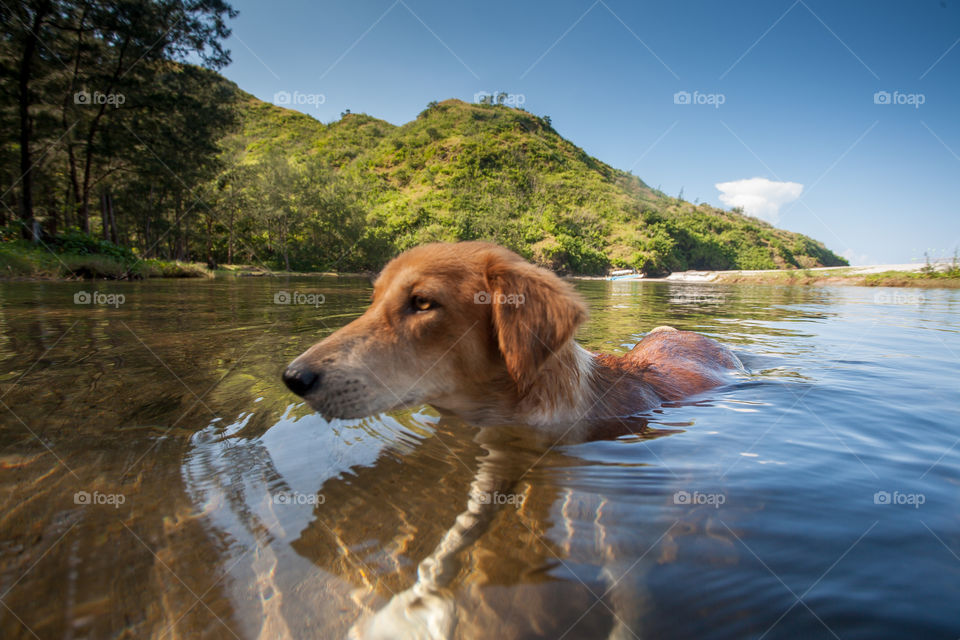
[715,177,804,223]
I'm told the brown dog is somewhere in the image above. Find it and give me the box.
[282,242,741,441]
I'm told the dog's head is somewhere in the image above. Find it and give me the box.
[282,242,587,421]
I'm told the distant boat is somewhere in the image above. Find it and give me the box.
[608,269,645,281]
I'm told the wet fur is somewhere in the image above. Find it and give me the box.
[285,241,741,441]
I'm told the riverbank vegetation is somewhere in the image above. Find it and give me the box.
[0,229,209,279]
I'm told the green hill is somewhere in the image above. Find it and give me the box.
[219,94,846,275]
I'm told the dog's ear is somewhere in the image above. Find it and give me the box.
[484,252,587,395]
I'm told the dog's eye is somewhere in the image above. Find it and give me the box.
[411,295,436,312]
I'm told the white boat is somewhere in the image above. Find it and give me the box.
[608,269,645,281]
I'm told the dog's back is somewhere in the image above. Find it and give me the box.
[596,327,743,404]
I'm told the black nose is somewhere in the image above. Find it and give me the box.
[282,365,321,397]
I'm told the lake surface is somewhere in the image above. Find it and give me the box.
[1,276,958,639]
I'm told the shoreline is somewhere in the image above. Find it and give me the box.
[571,263,960,289]
[710,272,960,288]
[7,268,958,289]
[4,241,958,289]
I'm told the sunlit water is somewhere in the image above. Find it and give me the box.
[1,277,958,639]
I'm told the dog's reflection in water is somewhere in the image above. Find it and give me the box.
[291,416,677,640]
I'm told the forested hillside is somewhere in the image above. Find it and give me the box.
[2,1,846,275]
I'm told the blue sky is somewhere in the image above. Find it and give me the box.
[218,0,960,265]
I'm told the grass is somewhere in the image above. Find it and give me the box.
[861,271,960,288]
[0,239,211,280]
[715,261,960,288]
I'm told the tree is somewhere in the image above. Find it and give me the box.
[2,0,57,237]
[112,64,237,257]
[2,0,236,236]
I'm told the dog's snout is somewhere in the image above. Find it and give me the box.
[282,364,321,397]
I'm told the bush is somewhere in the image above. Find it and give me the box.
[50,229,135,261]
[140,259,211,278]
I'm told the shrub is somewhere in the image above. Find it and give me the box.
[50,229,135,261]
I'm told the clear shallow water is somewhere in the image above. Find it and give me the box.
[0,277,958,639]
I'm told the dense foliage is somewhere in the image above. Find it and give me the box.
[2,1,846,275]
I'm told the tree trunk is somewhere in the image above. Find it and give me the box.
[227,210,234,264]
[16,3,51,239]
[107,191,117,243]
[205,215,214,268]
[67,143,85,232]
[100,191,109,239]
[62,4,88,233]
[175,192,183,260]
[79,137,97,234]
[98,190,117,243]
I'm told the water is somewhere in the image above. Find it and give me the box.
[1,277,958,639]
